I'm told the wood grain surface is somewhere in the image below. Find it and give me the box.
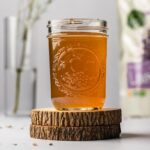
[31,108,121,127]
[30,124,121,141]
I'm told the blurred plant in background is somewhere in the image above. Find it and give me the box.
[127,8,150,60]
[13,0,53,113]
[118,0,150,117]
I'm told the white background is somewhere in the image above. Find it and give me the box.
[0,0,120,111]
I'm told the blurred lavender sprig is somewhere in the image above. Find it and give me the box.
[18,0,52,28]
[17,0,53,67]
[143,30,150,60]
[13,0,53,113]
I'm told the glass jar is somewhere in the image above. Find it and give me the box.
[47,18,108,110]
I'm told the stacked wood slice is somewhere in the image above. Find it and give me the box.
[30,108,121,141]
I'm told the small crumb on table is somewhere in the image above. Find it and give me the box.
[32,143,38,147]
[6,125,13,128]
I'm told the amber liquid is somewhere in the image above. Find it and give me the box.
[48,32,107,110]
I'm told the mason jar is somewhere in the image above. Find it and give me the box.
[47,18,108,110]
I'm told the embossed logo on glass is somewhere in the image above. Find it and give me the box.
[53,47,101,96]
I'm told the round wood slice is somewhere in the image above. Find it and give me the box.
[30,124,121,141]
[31,108,121,127]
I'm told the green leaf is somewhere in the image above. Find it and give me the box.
[127,9,145,29]
[133,90,146,97]
[139,90,146,97]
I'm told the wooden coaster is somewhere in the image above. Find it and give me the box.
[30,124,121,141]
[31,108,121,127]
[30,108,122,141]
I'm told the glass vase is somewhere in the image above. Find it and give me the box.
[4,68,37,116]
[4,17,37,116]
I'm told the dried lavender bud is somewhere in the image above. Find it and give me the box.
[49,143,53,146]
[32,143,38,147]
[6,125,13,128]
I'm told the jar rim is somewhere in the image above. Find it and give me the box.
[47,18,108,34]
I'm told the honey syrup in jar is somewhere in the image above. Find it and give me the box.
[47,18,107,110]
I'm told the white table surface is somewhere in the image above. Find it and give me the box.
[0,115,150,150]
